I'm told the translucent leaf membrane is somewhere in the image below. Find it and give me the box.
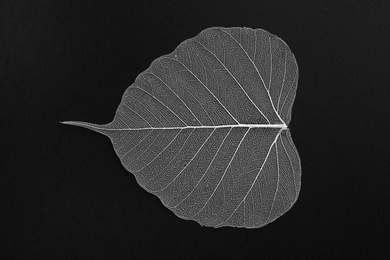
[63,27,301,229]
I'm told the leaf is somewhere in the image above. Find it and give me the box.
[63,27,301,228]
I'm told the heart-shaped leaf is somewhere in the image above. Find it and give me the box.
[63,27,301,228]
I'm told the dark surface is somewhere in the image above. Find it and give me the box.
[1,0,389,259]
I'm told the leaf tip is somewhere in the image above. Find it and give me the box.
[60,121,80,126]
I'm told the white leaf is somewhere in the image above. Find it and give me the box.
[63,27,301,228]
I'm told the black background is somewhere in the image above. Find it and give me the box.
[1,0,389,259]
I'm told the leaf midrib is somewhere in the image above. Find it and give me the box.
[84,124,288,131]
